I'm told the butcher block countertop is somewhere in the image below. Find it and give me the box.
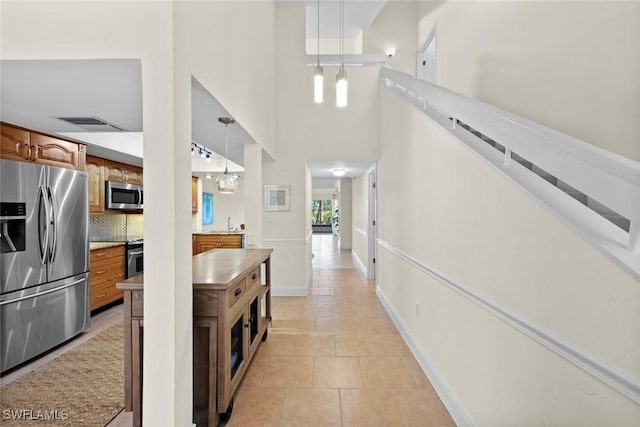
[116,248,273,291]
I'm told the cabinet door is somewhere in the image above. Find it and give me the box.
[105,159,142,184]
[104,159,127,183]
[247,290,261,360]
[127,166,143,185]
[0,124,30,162]
[30,133,79,170]
[192,176,199,213]
[220,308,248,411]
[87,155,105,214]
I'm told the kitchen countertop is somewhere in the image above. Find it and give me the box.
[116,248,272,290]
[90,241,126,250]
[192,231,245,235]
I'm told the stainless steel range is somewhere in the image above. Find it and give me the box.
[0,159,90,372]
[126,239,143,278]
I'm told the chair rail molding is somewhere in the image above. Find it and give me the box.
[377,238,640,404]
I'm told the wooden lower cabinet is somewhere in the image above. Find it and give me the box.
[90,245,125,310]
[119,249,272,427]
[193,233,243,254]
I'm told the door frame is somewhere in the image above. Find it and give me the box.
[367,168,377,279]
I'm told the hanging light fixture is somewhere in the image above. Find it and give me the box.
[336,0,347,108]
[215,117,238,194]
[313,0,324,103]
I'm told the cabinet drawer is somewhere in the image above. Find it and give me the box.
[91,280,123,310]
[227,281,246,309]
[194,290,218,317]
[90,245,124,263]
[246,267,260,290]
[90,257,124,283]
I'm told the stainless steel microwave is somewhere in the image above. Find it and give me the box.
[105,181,143,210]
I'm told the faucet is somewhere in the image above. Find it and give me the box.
[227,217,232,230]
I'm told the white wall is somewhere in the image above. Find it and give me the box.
[376,2,640,423]
[352,174,369,276]
[418,1,640,162]
[197,177,245,232]
[338,178,352,250]
[175,1,277,158]
[1,2,192,424]
[265,2,379,293]
[363,1,418,74]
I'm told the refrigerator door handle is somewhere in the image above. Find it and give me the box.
[1,222,18,252]
[38,185,50,265]
[47,186,58,264]
[0,277,85,306]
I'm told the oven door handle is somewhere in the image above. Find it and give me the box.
[128,250,144,257]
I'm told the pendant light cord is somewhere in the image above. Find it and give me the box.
[340,0,344,71]
[317,0,320,66]
[224,124,229,174]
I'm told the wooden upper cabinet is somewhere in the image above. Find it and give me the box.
[192,176,199,213]
[104,159,143,185]
[1,124,30,162]
[87,155,105,214]
[1,123,85,171]
[30,133,80,170]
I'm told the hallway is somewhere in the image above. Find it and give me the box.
[224,237,454,426]
[311,233,356,270]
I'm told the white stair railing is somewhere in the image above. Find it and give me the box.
[381,66,640,281]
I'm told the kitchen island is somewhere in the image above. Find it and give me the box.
[117,248,273,427]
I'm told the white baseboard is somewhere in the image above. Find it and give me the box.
[376,286,476,427]
[351,252,367,277]
[270,285,308,297]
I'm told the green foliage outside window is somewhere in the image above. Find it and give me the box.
[312,199,333,225]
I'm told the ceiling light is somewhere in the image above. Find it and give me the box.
[384,47,396,57]
[332,168,346,177]
[313,0,324,104]
[215,117,238,194]
[336,0,347,108]
[204,174,213,179]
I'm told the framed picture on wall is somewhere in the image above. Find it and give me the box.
[202,192,214,224]
[264,185,290,211]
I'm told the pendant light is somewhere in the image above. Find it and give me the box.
[215,117,238,194]
[336,0,347,108]
[313,0,324,104]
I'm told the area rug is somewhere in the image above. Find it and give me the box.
[1,323,124,426]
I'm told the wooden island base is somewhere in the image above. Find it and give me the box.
[117,249,273,427]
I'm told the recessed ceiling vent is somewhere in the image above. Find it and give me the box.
[56,116,127,132]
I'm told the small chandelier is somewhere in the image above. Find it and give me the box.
[215,117,238,194]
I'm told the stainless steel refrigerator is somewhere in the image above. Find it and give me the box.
[0,159,90,372]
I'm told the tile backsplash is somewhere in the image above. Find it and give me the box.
[89,212,126,241]
[89,212,144,241]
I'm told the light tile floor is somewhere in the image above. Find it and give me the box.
[109,235,454,426]
[312,234,356,269]
[224,267,455,427]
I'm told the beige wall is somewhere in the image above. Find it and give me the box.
[175,1,276,158]
[1,1,192,424]
[352,174,369,275]
[266,2,379,291]
[376,1,640,421]
[418,1,640,162]
[194,178,246,232]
